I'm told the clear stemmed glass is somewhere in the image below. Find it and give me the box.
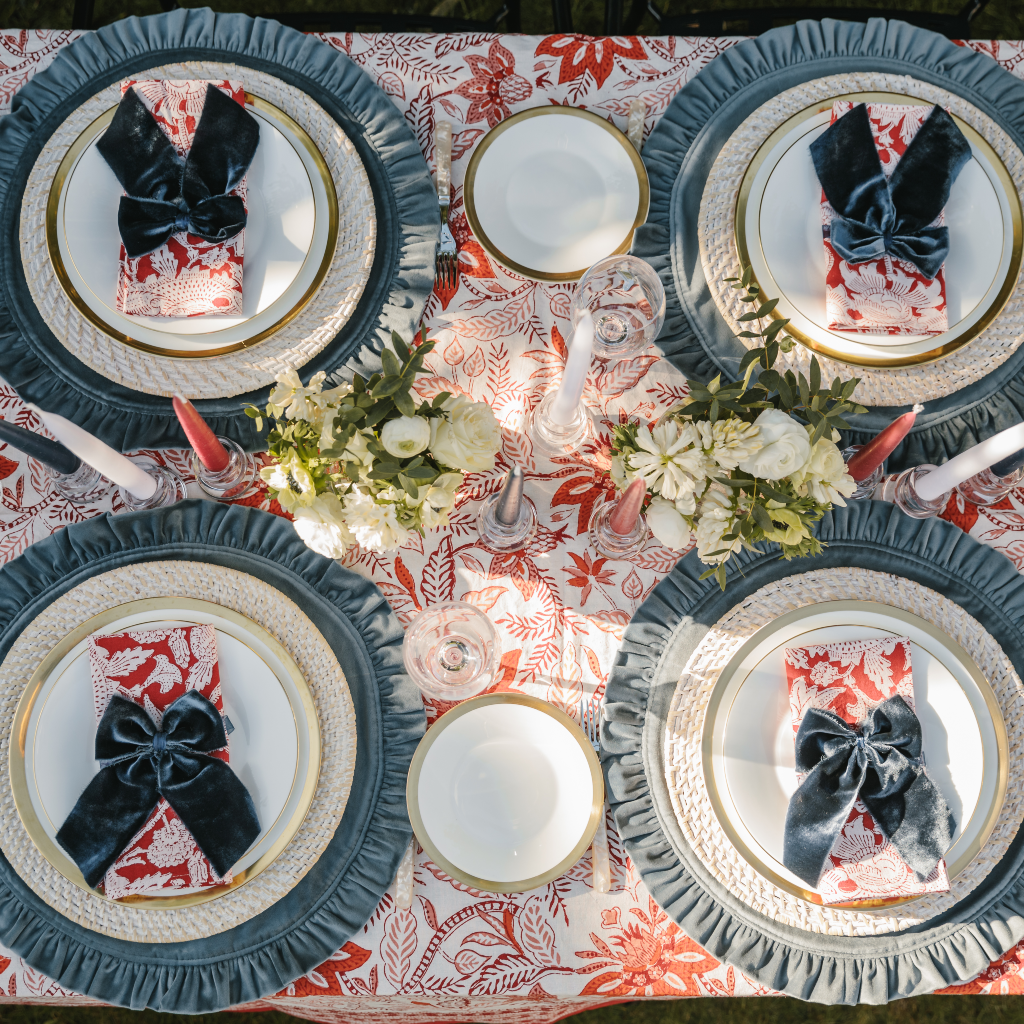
[403,601,501,702]
[570,254,666,362]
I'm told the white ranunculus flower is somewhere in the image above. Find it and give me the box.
[625,420,706,502]
[381,415,432,459]
[259,453,316,510]
[430,395,502,472]
[695,487,741,565]
[345,492,411,552]
[646,497,692,550]
[292,494,353,559]
[737,409,811,480]
[794,435,857,506]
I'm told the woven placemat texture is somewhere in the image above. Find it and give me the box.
[665,566,1024,936]
[21,60,376,400]
[698,72,1024,407]
[0,559,355,942]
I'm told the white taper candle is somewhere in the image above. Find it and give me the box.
[550,312,594,426]
[27,405,157,500]
[916,421,1024,501]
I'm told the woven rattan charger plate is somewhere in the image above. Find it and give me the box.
[0,560,356,942]
[664,567,1024,936]
[698,72,1024,408]
[21,60,377,401]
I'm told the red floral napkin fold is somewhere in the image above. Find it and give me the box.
[88,625,232,898]
[822,101,949,336]
[115,79,247,318]
[784,636,950,904]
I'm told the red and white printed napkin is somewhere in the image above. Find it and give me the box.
[115,79,247,318]
[784,636,950,904]
[88,625,231,899]
[822,101,949,336]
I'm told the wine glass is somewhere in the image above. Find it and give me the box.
[570,255,666,361]
[403,602,500,701]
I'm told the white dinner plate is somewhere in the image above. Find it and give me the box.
[407,693,603,892]
[737,92,1023,367]
[50,95,335,356]
[464,107,649,282]
[702,600,1007,906]
[12,597,320,905]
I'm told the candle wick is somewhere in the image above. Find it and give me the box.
[912,404,924,414]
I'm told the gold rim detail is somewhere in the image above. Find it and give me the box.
[11,597,322,909]
[406,693,604,893]
[45,93,339,360]
[701,600,1008,909]
[464,106,650,283]
[735,92,1024,369]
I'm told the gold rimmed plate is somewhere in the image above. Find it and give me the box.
[407,693,603,893]
[735,92,1023,368]
[701,600,1008,909]
[46,93,339,359]
[11,597,321,908]
[464,107,649,283]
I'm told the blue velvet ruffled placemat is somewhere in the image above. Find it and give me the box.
[603,500,1024,1004]
[631,18,1024,472]
[0,501,425,1011]
[0,9,438,452]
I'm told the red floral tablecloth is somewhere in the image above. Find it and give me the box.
[1,29,1024,1020]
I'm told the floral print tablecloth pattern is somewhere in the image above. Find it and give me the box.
[0,30,1023,1020]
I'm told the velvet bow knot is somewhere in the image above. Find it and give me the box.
[809,103,972,280]
[97,84,260,259]
[782,695,954,888]
[56,691,260,888]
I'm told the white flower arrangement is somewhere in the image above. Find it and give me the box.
[610,270,866,589]
[247,331,501,559]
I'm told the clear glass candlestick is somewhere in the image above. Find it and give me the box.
[955,465,1024,507]
[403,602,500,702]
[528,390,591,456]
[36,458,113,503]
[884,465,951,519]
[588,497,649,558]
[191,437,261,501]
[117,457,187,512]
[476,488,537,551]
[841,445,884,500]
[570,255,666,362]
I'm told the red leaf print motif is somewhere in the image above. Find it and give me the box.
[454,40,533,127]
[535,35,648,89]
[382,909,417,989]
[0,454,18,480]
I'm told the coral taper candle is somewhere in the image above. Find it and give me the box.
[917,422,1024,501]
[26,404,157,500]
[846,404,923,482]
[609,478,646,535]
[550,312,594,426]
[172,395,230,472]
[0,418,80,475]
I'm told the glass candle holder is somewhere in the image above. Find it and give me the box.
[117,457,187,512]
[955,465,1024,507]
[528,390,591,457]
[841,445,884,500]
[36,458,113,504]
[588,497,649,559]
[476,492,537,551]
[192,437,261,501]
[403,602,500,702]
[886,465,951,519]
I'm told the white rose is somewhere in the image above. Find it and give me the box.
[381,415,431,459]
[795,436,856,506]
[737,409,811,480]
[646,497,692,550]
[430,395,502,472]
[292,494,353,559]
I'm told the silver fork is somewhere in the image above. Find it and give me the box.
[582,698,611,894]
[434,121,457,291]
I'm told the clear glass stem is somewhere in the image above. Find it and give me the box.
[841,445,883,500]
[37,458,113,504]
[889,465,950,519]
[955,465,1024,507]
[192,437,260,501]
[117,458,187,512]
[528,390,590,456]
[476,492,537,551]
[588,499,649,558]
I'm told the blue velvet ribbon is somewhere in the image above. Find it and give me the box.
[783,695,954,888]
[56,690,261,888]
[809,103,972,281]
[97,83,260,259]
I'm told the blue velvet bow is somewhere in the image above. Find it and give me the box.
[96,84,260,259]
[782,695,954,888]
[810,103,972,281]
[56,690,260,888]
